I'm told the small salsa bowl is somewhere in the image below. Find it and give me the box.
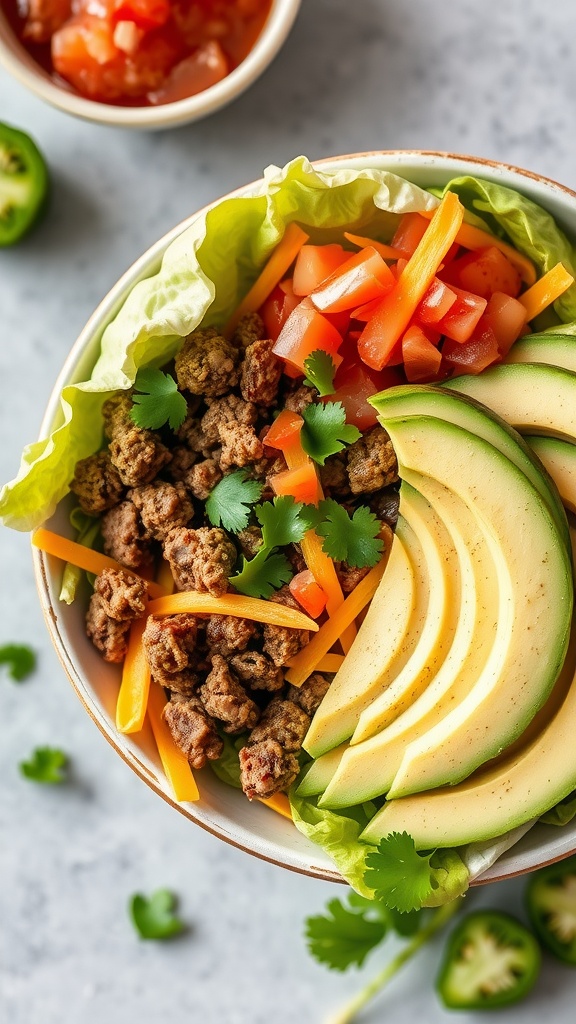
[0,0,301,129]
[32,151,576,884]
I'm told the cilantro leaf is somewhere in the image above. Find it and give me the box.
[206,471,264,533]
[316,500,384,568]
[303,350,337,397]
[129,889,185,940]
[130,368,187,431]
[0,643,36,682]
[364,832,437,913]
[255,496,317,549]
[306,894,388,971]
[20,746,68,784]
[229,546,293,599]
[301,402,361,466]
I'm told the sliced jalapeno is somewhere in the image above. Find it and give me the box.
[0,122,49,246]
[526,854,576,964]
[436,910,540,1010]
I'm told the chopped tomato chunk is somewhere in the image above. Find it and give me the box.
[310,247,395,314]
[112,0,170,30]
[414,277,457,325]
[148,40,228,103]
[260,281,299,341]
[402,325,443,382]
[443,324,500,374]
[271,463,320,505]
[265,409,304,453]
[481,292,526,355]
[391,212,428,256]
[289,570,327,619]
[331,360,403,430]
[292,244,349,296]
[272,299,343,374]
[436,285,487,343]
[441,245,522,298]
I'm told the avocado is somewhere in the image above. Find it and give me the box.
[361,614,576,850]
[319,415,572,809]
[443,363,576,441]
[525,436,576,514]
[506,334,576,372]
[370,383,569,552]
[302,522,417,759]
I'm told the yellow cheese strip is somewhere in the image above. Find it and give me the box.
[147,591,318,631]
[116,613,151,734]
[257,793,292,819]
[343,232,404,261]
[147,683,200,802]
[519,262,574,322]
[33,528,165,599]
[418,209,537,284]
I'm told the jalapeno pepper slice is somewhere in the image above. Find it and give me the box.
[0,122,49,246]
[436,910,541,1010]
[526,854,576,964]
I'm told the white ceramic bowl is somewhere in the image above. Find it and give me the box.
[33,151,576,885]
[0,0,301,129]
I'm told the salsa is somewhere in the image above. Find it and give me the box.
[3,0,272,105]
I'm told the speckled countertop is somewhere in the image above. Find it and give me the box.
[2,1,576,1021]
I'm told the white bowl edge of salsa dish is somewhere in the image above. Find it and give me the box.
[33,151,576,885]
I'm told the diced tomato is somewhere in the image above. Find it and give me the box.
[292,244,349,296]
[436,285,487,343]
[389,258,408,280]
[112,0,170,30]
[331,360,403,430]
[309,247,395,314]
[265,409,304,462]
[351,296,384,322]
[440,246,522,299]
[271,462,320,505]
[402,325,443,383]
[442,324,500,375]
[481,292,527,356]
[414,277,457,325]
[289,570,327,618]
[391,213,428,256]
[272,299,343,374]
[148,40,228,104]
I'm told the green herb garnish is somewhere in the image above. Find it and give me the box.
[306,893,389,971]
[316,499,384,568]
[255,495,317,548]
[129,889,185,940]
[206,470,264,533]
[0,643,36,681]
[303,350,337,397]
[20,746,68,784]
[364,831,441,913]
[130,368,187,431]
[301,401,361,465]
[230,546,293,599]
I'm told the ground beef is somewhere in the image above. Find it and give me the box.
[239,739,300,800]
[237,526,263,558]
[287,673,331,716]
[161,671,199,698]
[85,594,131,663]
[128,481,193,541]
[219,422,264,471]
[69,451,124,515]
[109,426,172,487]
[163,526,236,597]
[101,391,134,441]
[262,586,310,667]
[175,328,240,398]
[199,654,259,734]
[205,615,257,657]
[284,384,316,414]
[347,426,398,495]
[101,500,153,573]
[142,614,200,684]
[166,445,199,481]
[230,651,284,692]
[248,452,288,498]
[240,338,283,406]
[247,697,309,751]
[94,567,148,621]
[320,454,351,499]
[336,563,371,594]
[201,394,258,445]
[162,694,223,769]
[232,312,266,349]
[286,544,307,575]
[176,412,213,456]
[185,459,222,501]
[369,488,401,528]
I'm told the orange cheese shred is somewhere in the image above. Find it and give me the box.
[418,209,537,285]
[519,262,575,322]
[225,222,309,337]
[147,683,200,802]
[285,548,391,688]
[343,232,404,262]
[257,793,293,819]
[32,528,165,599]
[116,612,151,734]
[147,590,318,630]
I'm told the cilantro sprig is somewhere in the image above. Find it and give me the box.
[303,350,337,397]
[364,832,439,913]
[0,643,36,682]
[256,494,318,548]
[229,495,315,599]
[130,368,187,432]
[231,546,294,599]
[301,401,361,466]
[206,471,264,533]
[20,746,68,784]
[306,893,390,972]
[316,500,384,568]
[129,889,185,940]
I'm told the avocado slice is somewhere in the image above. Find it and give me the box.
[506,333,576,372]
[321,415,572,811]
[302,521,417,759]
[370,383,569,553]
[443,363,576,441]
[525,435,576,514]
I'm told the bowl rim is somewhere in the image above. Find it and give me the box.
[0,0,302,128]
[32,149,576,885]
